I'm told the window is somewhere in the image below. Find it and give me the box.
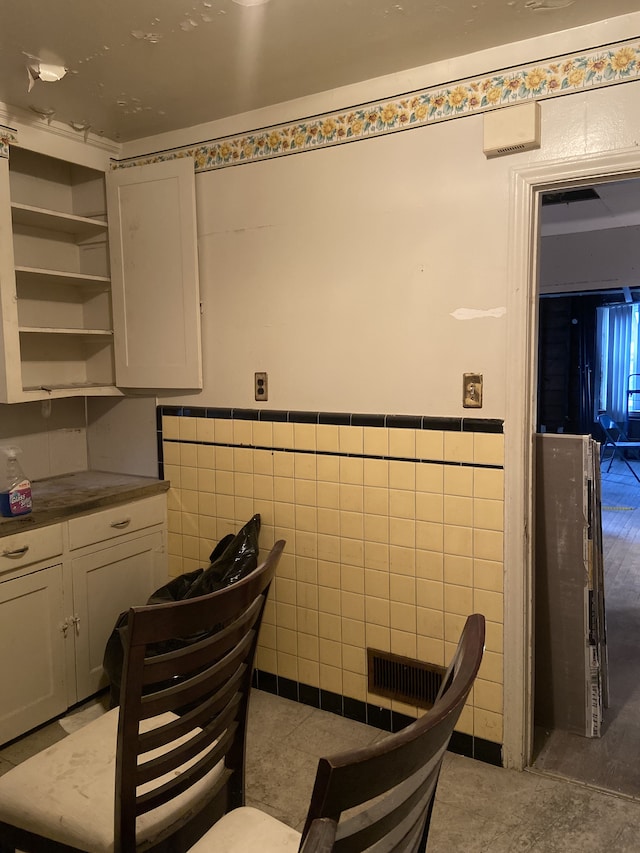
[596,303,640,424]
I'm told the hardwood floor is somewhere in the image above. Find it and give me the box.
[532,459,640,797]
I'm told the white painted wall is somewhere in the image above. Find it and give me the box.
[190,116,510,416]
[149,14,640,419]
[86,397,159,477]
[0,399,88,481]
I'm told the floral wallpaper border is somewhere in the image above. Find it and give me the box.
[114,37,640,173]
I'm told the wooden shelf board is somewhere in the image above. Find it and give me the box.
[22,382,119,393]
[11,203,108,236]
[19,327,113,336]
[15,267,111,287]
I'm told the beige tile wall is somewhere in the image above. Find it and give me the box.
[162,413,504,745]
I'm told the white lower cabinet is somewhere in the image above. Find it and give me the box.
[0,562,67,744]
[0,494,168,745]
[72,531,165,700]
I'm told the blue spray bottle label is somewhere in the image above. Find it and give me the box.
[0,446,32,517]
[0,479,33,516]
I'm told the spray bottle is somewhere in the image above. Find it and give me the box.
[0,445,32,517]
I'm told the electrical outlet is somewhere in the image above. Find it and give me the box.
[255,372,268,401]
[463,373,483,408]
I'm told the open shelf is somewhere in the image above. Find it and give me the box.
[21,382,122,393]
[0,146,118,402]
[19,327,113,336]
[15,266,110,288]
[11,203,108,237]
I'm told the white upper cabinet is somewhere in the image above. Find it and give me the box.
[0,145,202,403]
[106,158,202,390]
[0,148,115,402]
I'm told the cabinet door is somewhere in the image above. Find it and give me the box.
[71,531,166,701]
[0,564,67,745]
[0,157,22,403]
[106,158,202,390]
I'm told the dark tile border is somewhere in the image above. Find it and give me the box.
[462,417,503,434]
[391,711,416,733]
[299,683,321,709]
[277,676,299,702]
[157,431,164,481]
[158,406,503,435]
[320,689,344,715]
[366,703,392,730]
[472,736,503,766]
[343,697,367,724]
[254,671,502,767]
[233,408,260,420]
[449,730,474,757]
[256,670,277,695]
[348,413,382,427]
[386,415,422,429]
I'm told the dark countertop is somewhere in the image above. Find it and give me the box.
[0,471,170,536]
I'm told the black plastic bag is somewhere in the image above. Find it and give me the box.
[185,513,261,597]
[103,514,261,705]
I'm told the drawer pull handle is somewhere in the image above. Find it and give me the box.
[2,545,29,558]
[110,518,131,529]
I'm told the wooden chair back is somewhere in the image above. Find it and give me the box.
[299,613,485,853]
[115,539,285,852]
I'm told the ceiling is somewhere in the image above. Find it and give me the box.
[0,0,638,143]
[541,179,640,236]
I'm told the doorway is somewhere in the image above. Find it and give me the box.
[503,149,640,772]
[530,175,640,795]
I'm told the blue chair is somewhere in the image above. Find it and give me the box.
[598,413,640,483]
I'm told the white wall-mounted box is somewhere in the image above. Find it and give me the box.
[483,102,541,158]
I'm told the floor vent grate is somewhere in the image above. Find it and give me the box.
[367,648,446,709]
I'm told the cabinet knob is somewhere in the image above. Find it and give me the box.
[110,518,131,529]
[71,614,81,635]
[2,545,29,558]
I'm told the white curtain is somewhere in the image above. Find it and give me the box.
[603,304,633,426]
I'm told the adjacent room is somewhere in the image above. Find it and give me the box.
[534,177,640,795]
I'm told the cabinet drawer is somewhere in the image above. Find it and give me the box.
[0,524,63,575]
[68,494,166,551]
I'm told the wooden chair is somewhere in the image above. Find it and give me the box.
[187,613,485,853]
[0,539,285,853]
[598,413,640,483]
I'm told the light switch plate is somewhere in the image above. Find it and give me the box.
[463,373,483,408]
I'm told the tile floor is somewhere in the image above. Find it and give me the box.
[2,689,640,851]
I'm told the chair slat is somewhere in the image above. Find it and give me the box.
[316,724,451,816]
[135,733,234,816]
[140,596,263,683]
[135,710,238,787]
[298,613,485,853]
[334,750,441,850]
[139,636,252,718]
[137,668,244,753]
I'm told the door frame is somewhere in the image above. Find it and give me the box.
[502,146,640,770]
